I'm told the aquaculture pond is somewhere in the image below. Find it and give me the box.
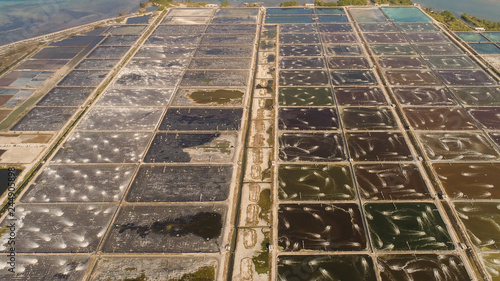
[2,6,499,281]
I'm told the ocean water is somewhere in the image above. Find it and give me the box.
[0,0,143,45]
[414,0,500,22]
[0,0,498,46]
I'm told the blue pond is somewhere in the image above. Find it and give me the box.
[469,43,500,54]
[266,16,314,24]
[381,7,432,23]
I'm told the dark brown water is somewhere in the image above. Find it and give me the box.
[434,163,500,199]
[278,204,367,251]
[279,108,339,131]
[278,164,355,200]
[355,164,430,200]
[347,132,413,161]
[404,107,478,130]
[279,133,346,162]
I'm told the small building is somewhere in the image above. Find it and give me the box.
[304,3,315,7]
[205,3,219,8]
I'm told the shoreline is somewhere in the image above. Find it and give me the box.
[414,0,500,22]
[1,0,499,47]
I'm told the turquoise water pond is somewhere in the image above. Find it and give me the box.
[381,7,432,23]
[456,32,489,43]
[469,43,500,54]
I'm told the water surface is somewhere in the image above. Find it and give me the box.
[0,0,143,45]
[1,0,499,46]
[415,0,500,21]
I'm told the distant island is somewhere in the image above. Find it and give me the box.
[145,0,229,8]
[425,9,500,31]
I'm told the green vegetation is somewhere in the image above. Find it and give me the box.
[252,231,270,275]
[177,266,215,281]
[315,0,366,6]
[314,0,337,6]
[258,189,271,222]
[425,8,500,31]
[280,1,299,7]
[138,1,152,12]
[373,0,413,5]
[425,8,472,31]
[336,0,367,5]
[151,0,173,6]
[188,89,243,105]
[124,272,147,281]
[462,13,500,31]
[181,0,207,7]
[220,0,230,7]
